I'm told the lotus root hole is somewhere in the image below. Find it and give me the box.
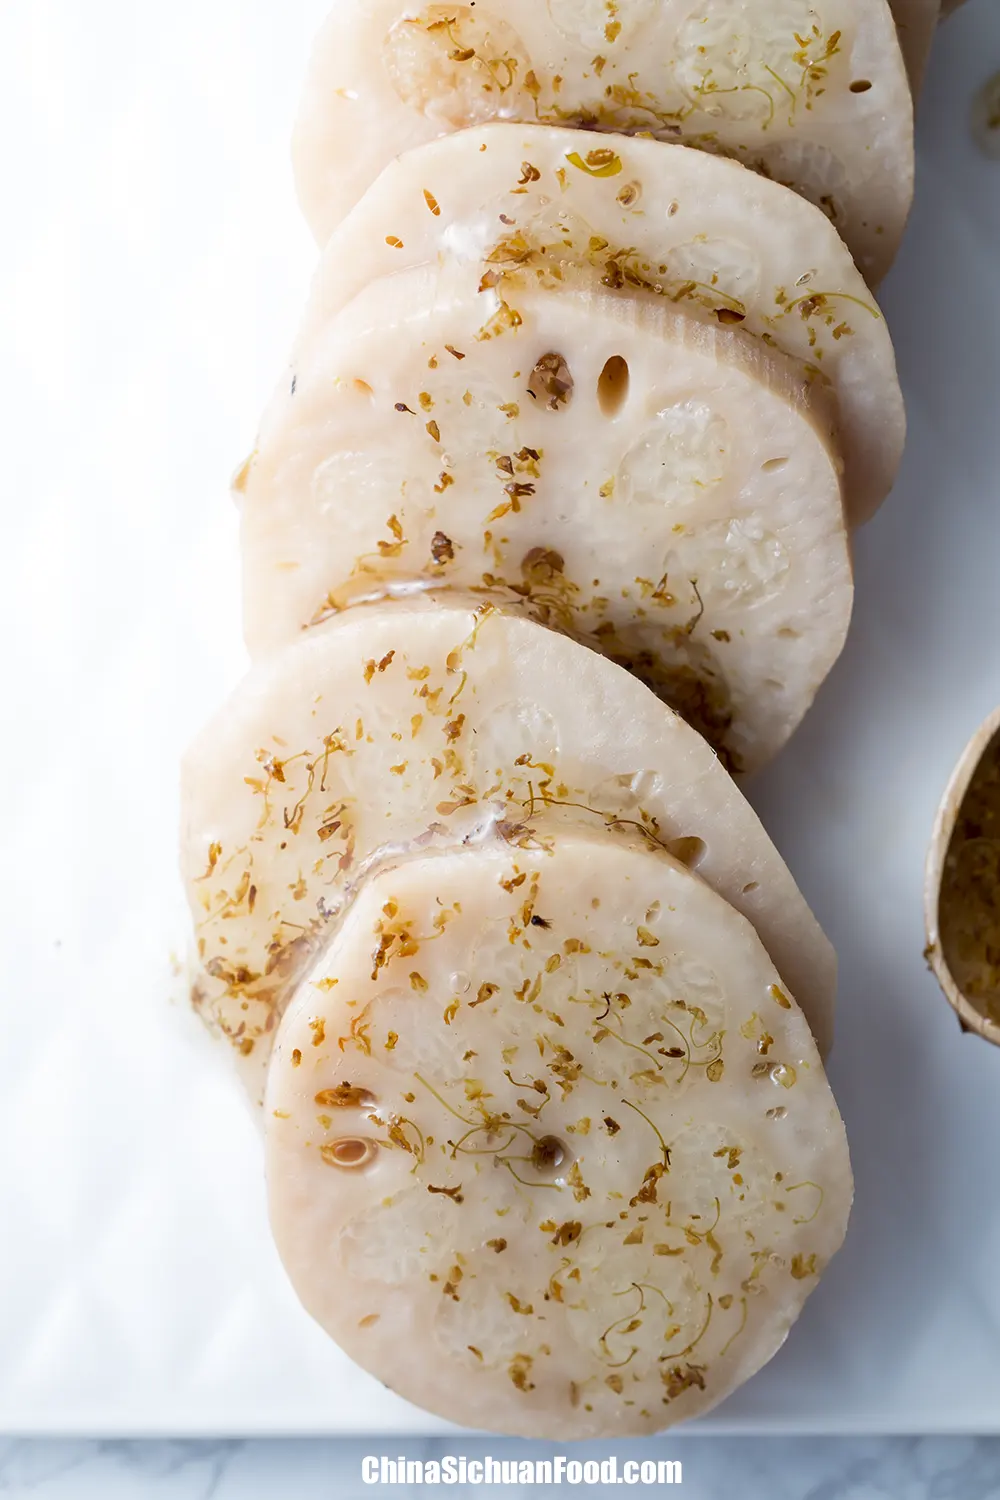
[667,835,707,869]
[597,355,630,418]
[329,1137,379,1169]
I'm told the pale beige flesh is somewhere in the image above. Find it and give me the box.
[180,599,837,1102]
[289,126,904,527]
[265,832,853,1438]
[241,265,852,774]
[887,0,939,92]
[293,0,913,284]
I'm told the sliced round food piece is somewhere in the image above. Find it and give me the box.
[293,125,904,526]
[265,833,853,1438]
[293,0,913,284]
[242,265,852,774]
[887,0,939,92]
[181,598,837,1100]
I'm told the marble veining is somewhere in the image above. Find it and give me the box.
[2,0,1000,1483]
[1,1440,1000,1498]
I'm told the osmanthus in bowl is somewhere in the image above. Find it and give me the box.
[265,832,853,1438]
[292,0,913,285]
[180,599,837,1103]
[290,126,905,527]
[239,265,852,775]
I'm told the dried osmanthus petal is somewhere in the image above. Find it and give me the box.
[180,599,837,1100]
[265,832,853,1438]
[241,266,851,775]
[288,125,904,526]
[293,0,912,284]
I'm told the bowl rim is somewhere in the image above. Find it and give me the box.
[924,704,1000,1045]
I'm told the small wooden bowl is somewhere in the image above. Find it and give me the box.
[925,706,1000,1045]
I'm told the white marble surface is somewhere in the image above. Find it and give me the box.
[0,1438,999,1497]
[4,0,1000,1445]
[3,1,1000,1495]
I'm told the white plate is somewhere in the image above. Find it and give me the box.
[2,0,1000,1438]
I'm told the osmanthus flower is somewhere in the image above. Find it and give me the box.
[238,264,852,774]
[282,125,905,527]
[180,598,837,1102]
[293,0,912,284]
[264,830,853,1437]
